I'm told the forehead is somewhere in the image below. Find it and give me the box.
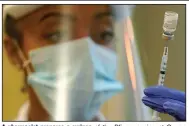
[17,5,111,26]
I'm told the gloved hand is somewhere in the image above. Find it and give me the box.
[142,85,186,121]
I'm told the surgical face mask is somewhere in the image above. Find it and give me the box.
[26,37,124,121]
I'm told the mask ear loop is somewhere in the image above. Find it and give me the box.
[5,14,32,92]
[13,40,32,92]
[14,41,32,73]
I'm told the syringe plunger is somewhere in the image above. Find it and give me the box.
[162,11,178,40]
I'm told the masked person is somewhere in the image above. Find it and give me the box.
[3,5,185,121]
[3,5,125,121]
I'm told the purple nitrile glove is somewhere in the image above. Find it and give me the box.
[142,85,186,121]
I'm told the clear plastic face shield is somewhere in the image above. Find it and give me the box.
[4,5,151,121]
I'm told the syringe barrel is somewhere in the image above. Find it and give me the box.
[163,11,178,34]
[158,55,168,85]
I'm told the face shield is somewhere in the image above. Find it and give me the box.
[111,5,152,121]
[4,5,151,121]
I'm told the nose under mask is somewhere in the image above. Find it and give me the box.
[27,37,124,121]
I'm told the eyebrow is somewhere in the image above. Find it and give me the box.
[94,11,113,19]
[39,12,76,23]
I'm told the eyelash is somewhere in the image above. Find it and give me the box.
[43,31,64,43]
[43,29,114,44]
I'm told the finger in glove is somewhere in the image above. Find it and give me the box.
[144,86,185,103]
[163,101,186,121]
[142,96,184,113]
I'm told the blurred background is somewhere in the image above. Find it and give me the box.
[3,5,185,121]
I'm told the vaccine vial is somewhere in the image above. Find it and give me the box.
[163,11,178,34]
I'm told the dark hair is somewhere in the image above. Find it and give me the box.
[5,15,23,44]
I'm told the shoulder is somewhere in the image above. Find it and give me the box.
[14,101,30,121]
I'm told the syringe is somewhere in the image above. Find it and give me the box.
[152,11,178,121]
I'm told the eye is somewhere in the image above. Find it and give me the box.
[100,30,114,44]
[43,31,64,43]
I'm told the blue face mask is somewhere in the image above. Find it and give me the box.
[26,37,124,121]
